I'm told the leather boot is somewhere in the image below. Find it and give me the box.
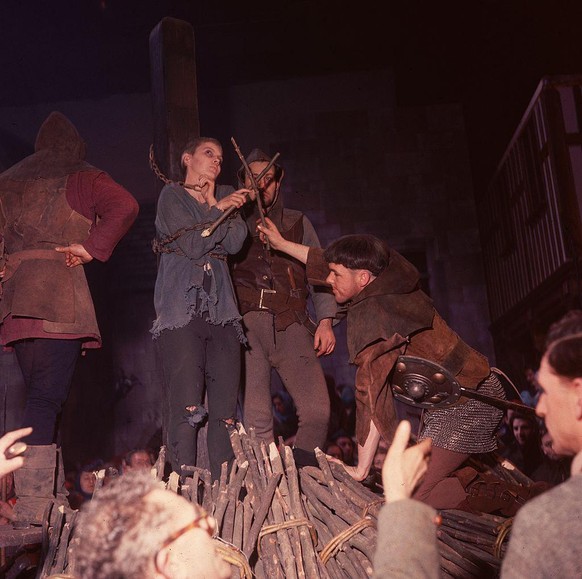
[55,446,70,507]
[13,444,57,526]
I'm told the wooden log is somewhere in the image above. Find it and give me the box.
[438,538,487,577]
[254,558,267,579]
[327,463,384,518]
[149,17,200,182]
[299,472,376,548]
[301,466,328,485]
[201,469,213,515]
[249,432,268,485]
[222,499,236,545]
[263,524,284,579]
[0,526,42,548]
[437,530,499,575]
[266,509,300,579]
[241,431,265,497]
[221,462,249,542]
[180,478,193,502]
[283,446,321,578]
[306,515,343,579]
[269,444,305,576]
[439,517,498,537]
[353,549,373,577]
[233,499,244,551]
[314,552,333,579]
[455,540,503,569]
[305,492,367,578]
[439,526,495,552]
[214,461,234,531]
[439,554,476,579]
[51,517,73,574]
[227,423,248,468]
[443,508,507,527]
[167,471,180,493]
[39,506,65,577]
[315,448,350,510]
[243,473,282,559]
[260,442,287,538]
[258,444,298,579]
[496,457,534,487]
[300,475,376,564]
[303,465,370,513]
[211,478,220,507]
[242,494,253,555]
[191,470,200,504]
[269,443,293,518]
[180,465,213,510]
[62,510,79,573]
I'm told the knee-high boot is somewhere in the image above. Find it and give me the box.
[13,444,57,525]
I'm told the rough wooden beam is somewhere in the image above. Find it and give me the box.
[149,16,200,184]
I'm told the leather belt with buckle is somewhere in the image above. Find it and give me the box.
[258,288,276,309]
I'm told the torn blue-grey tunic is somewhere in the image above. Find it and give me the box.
[151,182,247,342]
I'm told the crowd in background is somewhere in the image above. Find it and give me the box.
[65,448,156,510]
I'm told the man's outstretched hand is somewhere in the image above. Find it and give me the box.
[256,217,286,251]
[257,218,310,264]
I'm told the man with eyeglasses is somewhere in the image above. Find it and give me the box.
[75,471,230,578]
[230,149,336,466]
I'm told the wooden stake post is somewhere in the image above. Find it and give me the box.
[149,17,200,182]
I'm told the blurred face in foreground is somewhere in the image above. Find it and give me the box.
[536,355,581,457]
[149,489,230,579]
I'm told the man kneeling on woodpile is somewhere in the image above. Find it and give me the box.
[257,221,507,508]
[74,471,230,579]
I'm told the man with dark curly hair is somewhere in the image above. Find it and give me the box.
[74,471,230,579]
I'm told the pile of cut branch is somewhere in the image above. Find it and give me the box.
[437,509,511,577]
[40,424,523,578]
[176,424,515,578]
[176,423,381,578]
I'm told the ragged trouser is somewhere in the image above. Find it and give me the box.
[157,316,240,481]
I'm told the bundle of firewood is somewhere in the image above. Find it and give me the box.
[175,423,381,578]
[176,424,514,578]
[437,509,511,577]
[162,425,511,579]
[38,423,521,578]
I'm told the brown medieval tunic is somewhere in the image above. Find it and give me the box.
[305,247,497,449]
[0,112,139,349]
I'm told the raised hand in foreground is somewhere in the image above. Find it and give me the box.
[382,421,432,503]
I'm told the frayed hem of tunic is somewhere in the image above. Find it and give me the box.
[150,314,247,345]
